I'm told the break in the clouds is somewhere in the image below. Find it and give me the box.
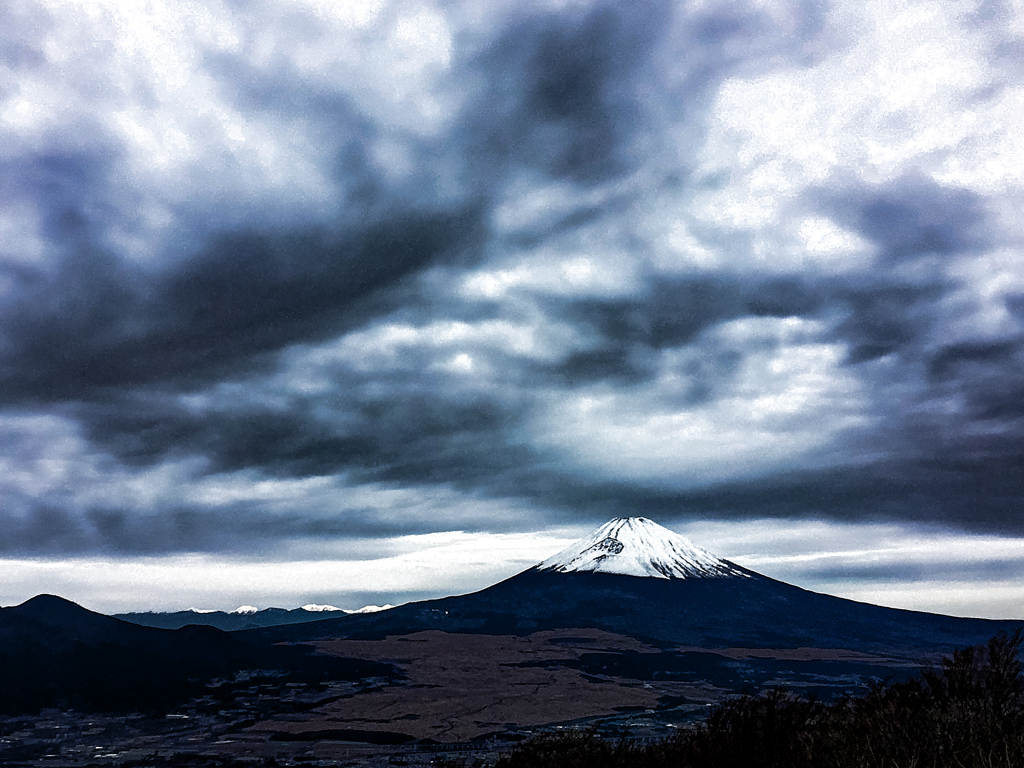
[2,0,1023,611]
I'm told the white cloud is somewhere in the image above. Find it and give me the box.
[2,0,469,270]
[461,253,640,299]
[534,317,869,484]
[292,316,579,380]
[4,0,342,261]
[302,0,386,29]
[0,413,99,501]
[689,0,1021,271]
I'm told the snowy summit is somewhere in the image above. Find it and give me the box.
[534,517,748,579]
[343,604,395,614]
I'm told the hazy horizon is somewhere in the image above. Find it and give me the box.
[4,517,1023,620]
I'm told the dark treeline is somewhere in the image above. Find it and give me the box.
[495,631,1024,768]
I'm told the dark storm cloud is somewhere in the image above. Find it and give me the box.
[811,175,996,366]
[677,464,1024,534]
[469,1,669,183]
[805,176,1024,528]
[0,0,680,409]
[548,274,822,385]
[460,453,1022,538]
[835,174,990,263]
[832,278,947,364]
[61,267,827,495]
[0,206,483,402]
[72,377,526,483]
[1,145,123,244]
[464,0,826,188]
[2,0,1023,565]
[927,337,1024,423]
[0,499,453,557]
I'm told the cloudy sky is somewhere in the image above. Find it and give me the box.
[2,0,1024,618]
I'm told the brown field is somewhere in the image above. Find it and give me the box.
[250,629,730,742]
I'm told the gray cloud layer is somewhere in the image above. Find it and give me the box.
[2,0,1023,556]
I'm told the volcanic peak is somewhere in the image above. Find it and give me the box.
[534,517,748,580]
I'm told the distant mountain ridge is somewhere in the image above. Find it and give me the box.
[117,605,339,631]
[117,603,394,631]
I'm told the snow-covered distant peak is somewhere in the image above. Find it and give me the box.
[188,608,218,614]
[301,603,342,612]
[534,517,748,579]
[229,605,259,614]
[343,603,395,614]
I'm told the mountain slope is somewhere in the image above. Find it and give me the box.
[0,595,395,714]
[0,595,242,712]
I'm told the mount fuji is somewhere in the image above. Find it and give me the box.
[252,517,1021,655]
[534,517,748,579]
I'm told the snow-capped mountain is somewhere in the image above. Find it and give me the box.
[251,516,1018,654]
[534,517,747,579]
[301,603,393,614]
[342,604,394,614]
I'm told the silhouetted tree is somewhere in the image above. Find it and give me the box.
[495,631,1024,768]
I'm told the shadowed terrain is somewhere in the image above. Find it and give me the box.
[248,628,922,743]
